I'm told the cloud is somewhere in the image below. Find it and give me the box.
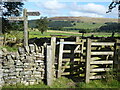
[34,0,66,17]
[33,1,118,18]
[70,3,107,15]
[43,0,66,10]
[68,3,118,18]
[27,0,112,2]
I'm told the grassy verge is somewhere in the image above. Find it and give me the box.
[2,77,120,89]
[77,80,120,88]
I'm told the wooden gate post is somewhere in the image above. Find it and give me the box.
[57,39,64,78]
[46,45,53,86]
[76,36,80,42]
[51,37,56,77]
[0,36,4,46]
[114,39,120,81]
[85,38,91,83]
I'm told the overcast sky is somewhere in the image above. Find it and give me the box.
[23,0,118,20]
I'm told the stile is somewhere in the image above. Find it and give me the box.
[85,38,91,83]
[57,39,64,78]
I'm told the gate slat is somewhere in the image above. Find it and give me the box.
[91,52,114,55]
[91,42,115,46]
[90,61,113,64]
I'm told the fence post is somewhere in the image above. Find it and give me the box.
[0,50,4,88]
[76,36,80,42]
[57,39,64,78]
[114,39,120,81]
[51,37,56,77]
[85,38,91,83]
[46,45,53,86]
[0,36,4,46]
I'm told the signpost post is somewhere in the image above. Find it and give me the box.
[23,9,28,46]
[8,9,40,47]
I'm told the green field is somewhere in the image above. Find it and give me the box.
[65,22,105,30]
[29,30,119,38]
[5,30,119,39]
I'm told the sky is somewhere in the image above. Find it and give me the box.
[23,0,118,20]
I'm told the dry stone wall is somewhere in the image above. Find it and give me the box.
[0,50,4,88]
[0,44,45,86]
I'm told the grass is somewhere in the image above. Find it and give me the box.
[2,29,119,40]
[76,80,120,88]
[2,82,49,89]
[29,30,119,38]
[2,77,120,89]
[2,77,75,89]
[50,77,75,88]
[29,31,82,38]
[65,22,105,30]
[0,46,18,52]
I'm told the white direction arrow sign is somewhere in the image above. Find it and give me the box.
[27,12,40,16]
[8,17,24,21]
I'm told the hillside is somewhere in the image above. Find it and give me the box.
[48,16,118,23]
[28,16,119,33]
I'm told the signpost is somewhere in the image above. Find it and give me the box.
[8,9,40,47]
[27,11,40,16]
[8,17,24,21]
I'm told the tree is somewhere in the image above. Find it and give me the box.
[79,29,86,37]
[0,1,24,34]
[36,17,49,34]
[106,0,120,13]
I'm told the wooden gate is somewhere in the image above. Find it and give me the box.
[85,38,115,83]
[55,37,120,82]
[57,38,86,81]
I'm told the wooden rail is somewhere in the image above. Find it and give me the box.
[91,42,115,46]
[90,61,113,64]
[91,52,114,55]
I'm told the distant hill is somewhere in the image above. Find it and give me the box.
[28,16,118,31]
[28,19,38,28]
[48,16,118,23]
